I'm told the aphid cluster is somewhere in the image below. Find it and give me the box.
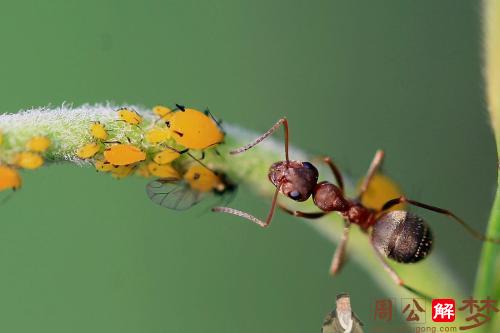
[74,105,235,208]
[0,131,51,199]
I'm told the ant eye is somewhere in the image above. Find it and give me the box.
[302,162,315,170]
[289,190,301,200]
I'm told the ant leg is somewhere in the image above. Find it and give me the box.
[230,118,290,162]
[357,150,385,200]
[330,222,350,276]
[381,196,500,244]
[371,242,432,300]
[212,185,281,228]
[278,202,329,219]
[322,157,344,193]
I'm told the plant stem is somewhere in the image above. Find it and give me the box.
[1,104,465,328]
[473,1,500,331]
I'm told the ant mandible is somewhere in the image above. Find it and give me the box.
[212,118,500,297]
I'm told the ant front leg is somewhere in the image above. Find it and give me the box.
[277,202,329,219]
[381,196,500,244]
[329,221,350,276]
[321,157,344,193]
[370,241,432,300]
[357,150,385,201]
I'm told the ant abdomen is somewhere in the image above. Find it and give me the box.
[371,211,433,263]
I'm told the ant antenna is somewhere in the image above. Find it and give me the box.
[381,196,500,244]
[230,118,290,162]
[212,181,282,228]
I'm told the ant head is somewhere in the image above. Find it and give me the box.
[312,182,349,212]
[268,160,318,202]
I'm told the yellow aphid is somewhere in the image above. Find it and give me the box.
[358,172,405,211]
[153,149,181,165]
[160,111,175,122]
[26,136,51,152]
[0,130,3,145]
[95,160,113,172]
[148,162,180,179]
[90,122,108,140]
[145,127,170,144]
[118,108,142,125]
[77,143,101,159]
[168,108,224,149]
[0,165,22,191]
[153,105,172,118]
[183,165,221,192]
[135,164,151,178]
[104,144,146,166]
[111,165,134,179]
[16,152,44,170]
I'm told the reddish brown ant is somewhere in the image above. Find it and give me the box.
[212,118,500,297]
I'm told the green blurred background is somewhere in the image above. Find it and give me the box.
[0,0,496,332]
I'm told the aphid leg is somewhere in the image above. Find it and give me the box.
[381,196,500,244]
[230,118,290,162]
[322,157,345,193]
[175,104,186,111]
[186,151,213,172]
[212,185,281,228]
[329,221,350,276]
[0,191,16,206]
[204,108,223,126]
[357,150,385,200]
[371,242,432,300]
[113,119,142,130]
[277,202,329,219]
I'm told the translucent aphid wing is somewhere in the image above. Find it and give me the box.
[146,179,205,210]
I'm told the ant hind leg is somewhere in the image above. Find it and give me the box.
[381,196,500,244]
[371,241,432,300]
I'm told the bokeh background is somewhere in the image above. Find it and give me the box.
[0,1,496,332]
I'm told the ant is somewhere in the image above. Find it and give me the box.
[213,118,500,297]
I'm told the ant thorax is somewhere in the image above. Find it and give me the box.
[268,160,318,202]
[342,202,377,229]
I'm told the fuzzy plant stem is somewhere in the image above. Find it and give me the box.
[0,104,465,327]
[473,1,500,332]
